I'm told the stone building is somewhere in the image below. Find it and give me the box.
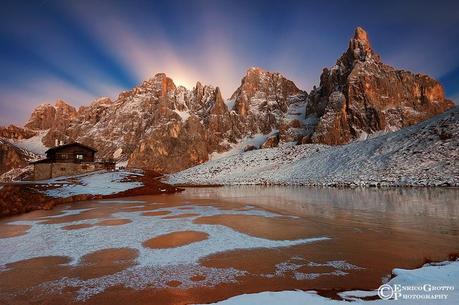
[32,142,115,180]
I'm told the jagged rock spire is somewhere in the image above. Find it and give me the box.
[231,66,304,119]
[210,87,228,115]
[346,26,380,63]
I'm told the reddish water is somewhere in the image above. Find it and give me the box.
[0,186,458,304]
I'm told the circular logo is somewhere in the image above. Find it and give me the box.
[378,284,394,300]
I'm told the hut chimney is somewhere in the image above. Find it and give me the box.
[59,140,64,146]
[55,139,59,146]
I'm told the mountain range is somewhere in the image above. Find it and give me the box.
[0,27,455,179]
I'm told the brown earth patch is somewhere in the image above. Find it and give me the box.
[142,210,172,217]
[162,213,200,219]
[60,218,131,230]
[0,224,31,238]
[121,205,166,213]
[142,231,209,249]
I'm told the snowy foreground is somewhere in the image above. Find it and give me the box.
[169,107,458,187]
[197,260,459,305]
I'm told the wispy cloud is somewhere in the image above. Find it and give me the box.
[0,73,123,125]
[1,0,458,125]
[63,2,247,98]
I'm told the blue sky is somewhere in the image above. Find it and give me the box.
[1,0,458,124]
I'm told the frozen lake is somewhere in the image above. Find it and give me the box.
[1,186,458,304]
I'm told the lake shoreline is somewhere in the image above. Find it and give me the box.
[0,170,182,219]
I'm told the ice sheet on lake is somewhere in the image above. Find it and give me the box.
[0,203,330,299]
[0,204,328,266]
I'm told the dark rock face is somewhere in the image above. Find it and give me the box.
[128,116,209,172]
[306,27,455,145]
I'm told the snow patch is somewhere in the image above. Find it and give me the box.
[10,130,48,155]
[174,109,191,121]
[196,260,459,304]
[113,148,123,159]
[43,171,143,198]
[210,130,279,160]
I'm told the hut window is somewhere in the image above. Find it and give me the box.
[56,153,69,159]
[76,154,84,160]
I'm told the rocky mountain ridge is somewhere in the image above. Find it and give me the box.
[3,68,309,173]
[0,27,455,175]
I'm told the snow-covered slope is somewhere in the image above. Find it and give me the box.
[8,130,48,155]
[168,107,459,187]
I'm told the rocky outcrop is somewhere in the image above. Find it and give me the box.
[0,140,33,175]
[306,27,455,145]
[261,133,280,149]
[128,116,209,172]
[42,97,112,147]
[232,67,303,117]
[0,125,36,140]
[24,99,77,131]
[231,67,308,137]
